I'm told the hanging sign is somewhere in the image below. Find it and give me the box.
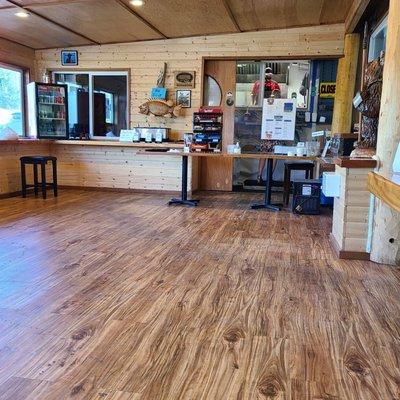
[319,82,336,98]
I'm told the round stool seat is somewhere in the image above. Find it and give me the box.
[20,156,57,164]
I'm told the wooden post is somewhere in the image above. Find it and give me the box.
[370,0,400,265]
[331,33,360,134]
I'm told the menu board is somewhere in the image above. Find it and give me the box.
[261,98,296,141]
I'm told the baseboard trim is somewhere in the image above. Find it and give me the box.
[1,186,181,199]
[58,185,181,196]
[329,233,370,261]
[0,191,21,199]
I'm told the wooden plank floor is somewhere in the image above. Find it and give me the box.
[0,190,399,400]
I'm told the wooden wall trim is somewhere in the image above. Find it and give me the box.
[345,0,371,33]
[330,233,371,260]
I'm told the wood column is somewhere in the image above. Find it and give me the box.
[331,33,360,134]
[370,0,400,265]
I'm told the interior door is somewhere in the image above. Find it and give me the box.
[200,60,236,191]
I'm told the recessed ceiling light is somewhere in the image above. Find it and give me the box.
[130,0,144,6]
[15,10,30,18]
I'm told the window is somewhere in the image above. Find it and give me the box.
[369,16,388,62]
[53,71,128,138]
[0,63,25,136]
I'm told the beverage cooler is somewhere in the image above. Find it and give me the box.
[27,82,69,139]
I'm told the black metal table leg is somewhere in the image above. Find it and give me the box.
[20,160,27,198]
[251,158,281,211]
[169,155,199,207]
[33,164,39,196]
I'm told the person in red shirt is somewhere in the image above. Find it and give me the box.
[251,67,281,182]
[251,67,281,105]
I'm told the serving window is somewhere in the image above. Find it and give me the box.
[53,71,128,139]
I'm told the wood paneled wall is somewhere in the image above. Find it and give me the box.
[0,38,35,72]
[52,144,188,193]
[0,143,50,197]
[35,24,345,141]
[0,142,196,197]
[331,165,373,257]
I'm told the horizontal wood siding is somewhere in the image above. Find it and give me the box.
[331,165,373,253]
[35,24,345,141]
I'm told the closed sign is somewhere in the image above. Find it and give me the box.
[319,82,336,98]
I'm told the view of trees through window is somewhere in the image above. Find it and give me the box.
[0,66,23,136]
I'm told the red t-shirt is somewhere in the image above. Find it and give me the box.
[252,80,281,97]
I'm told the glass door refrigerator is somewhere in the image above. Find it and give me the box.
[27,82,69,139]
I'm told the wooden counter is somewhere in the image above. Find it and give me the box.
[53,140,184,149]
[0,139,184,149]
[139,150,316,161]
[0,139,191,197]
[367,172,400,212]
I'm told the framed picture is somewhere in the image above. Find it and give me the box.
[176,90,191,108]
[174,71,195,88]
[61,50,78,66]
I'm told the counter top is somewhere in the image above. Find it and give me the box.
[139,151,317,161]
[334,156,377,168]
[0,139,53,145]
[53,140,184,148]
[367,171,400,212]
[0,139,184,149]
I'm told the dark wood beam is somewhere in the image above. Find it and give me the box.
[0,34,35,50]
[221,0,241,32]
[114,0,168,39]
[345,0,371,33]
[5,0,101,45]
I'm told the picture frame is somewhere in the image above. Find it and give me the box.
[61,50,78,66]
[176,90,191,108]
[174,71,195,88]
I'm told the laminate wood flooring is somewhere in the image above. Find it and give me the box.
[0,190,399,400]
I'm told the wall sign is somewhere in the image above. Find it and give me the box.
[61,50,78,66]
[174,71,195,88]
[151,87,167,99]
[261,98,296,141]
[319,82,336,98]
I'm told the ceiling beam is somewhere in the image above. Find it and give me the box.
[221,0,241,32]
[0,35,35,50]
[5,0,101,45]
[345,0,371,33]
[114,0,168,39]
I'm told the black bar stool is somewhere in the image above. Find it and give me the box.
[283,162,314,206]
[20,156,58,199]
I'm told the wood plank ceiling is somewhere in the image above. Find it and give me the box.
[0,0,354,49]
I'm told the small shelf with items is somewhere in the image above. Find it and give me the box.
[191,107,223,152]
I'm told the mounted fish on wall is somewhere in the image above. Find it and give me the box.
[139,99,182,118]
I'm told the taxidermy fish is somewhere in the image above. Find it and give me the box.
[139,99,182,118]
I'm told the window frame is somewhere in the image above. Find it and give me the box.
[51,70,129,140]
[0,61,29,137]
[368,15,388,62]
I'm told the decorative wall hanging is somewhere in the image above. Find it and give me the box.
[176,90,191,108]
[61,50,78,66]
[174,71,195,88]
[139,99,182,118]
[150,62,168,99]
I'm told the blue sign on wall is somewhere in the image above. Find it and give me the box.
[151,87,167,99]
